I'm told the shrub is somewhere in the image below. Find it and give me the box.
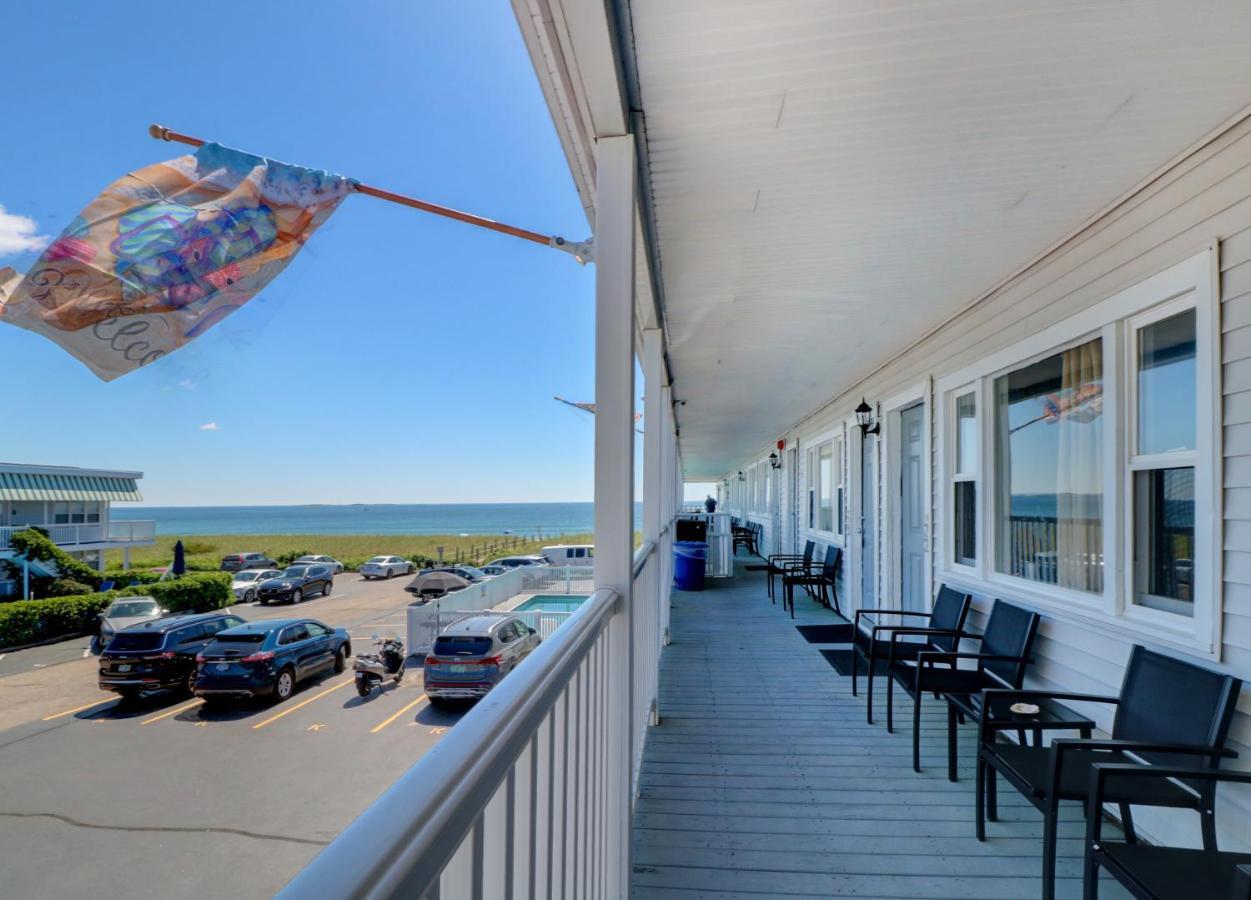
[48,578,94,596]
[182,539,216,555]
[0,590,117,648]
[102,570,164,588]
[9,528,103,588]
[121,571,231,614]
[275,549,312,567]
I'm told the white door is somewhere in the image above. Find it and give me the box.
[899,404,926,612]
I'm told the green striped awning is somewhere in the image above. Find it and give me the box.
[0,472,142,502]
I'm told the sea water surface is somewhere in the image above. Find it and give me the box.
[110,502,638,536]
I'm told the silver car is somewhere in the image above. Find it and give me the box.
[97,597,167,649]
[230,568,283,603]
[423,614,541,705]
[359,556,414,579]
[292,555,344,574]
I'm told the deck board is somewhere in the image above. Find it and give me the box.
[630,561,1130,899]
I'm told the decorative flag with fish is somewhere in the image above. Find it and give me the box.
[0,142,353,381]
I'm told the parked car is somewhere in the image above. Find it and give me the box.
[359,556,414,579]
[480,564,507,577]
[230,568,283,603]
[99,612,247,698]
[483,555,549,569]
[256,565,334,605]
[194,618,350,703]
[292,554,344,574]
[97,596,166,649]
[221,552,279,572]
[418,565,487,582]
[540,544,594,565]
[423,614,541,705]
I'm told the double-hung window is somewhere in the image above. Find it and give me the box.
[805,436,844,538]
[952,390,978,568]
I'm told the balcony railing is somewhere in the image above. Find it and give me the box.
[279,538,669,899]
[0,520,156,550]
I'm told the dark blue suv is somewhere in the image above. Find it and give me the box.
[194,618,350,703]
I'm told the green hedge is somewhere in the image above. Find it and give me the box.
[9,528,101,587]
[0,571,233,649]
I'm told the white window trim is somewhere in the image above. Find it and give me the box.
[945,382,981,577]
[800,424,847,545]
[934,247,1220,659]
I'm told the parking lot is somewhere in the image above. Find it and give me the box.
[0,573,464,897]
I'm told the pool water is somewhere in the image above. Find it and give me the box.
[513,594,589,613]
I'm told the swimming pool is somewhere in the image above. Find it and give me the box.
[513,594,589,613]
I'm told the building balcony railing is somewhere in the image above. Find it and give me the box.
[0,520,156,550]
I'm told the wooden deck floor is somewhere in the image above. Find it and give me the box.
[630,561,1129,899]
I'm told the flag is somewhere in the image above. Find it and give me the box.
[0,142,354,380]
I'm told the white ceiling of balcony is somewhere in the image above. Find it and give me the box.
[619,0,1251,478]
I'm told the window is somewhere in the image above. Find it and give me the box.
[1131,309,1196,616]
[952,391,977,567]
[994,337,1104,593]
[806,448,817,529]
[805,437,843,537]
[818,443,834,532]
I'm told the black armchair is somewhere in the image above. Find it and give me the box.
[1084,764,1251,899]
[886,599,1039,774]
[850,584,971,725]
[781,545,841,617]
[977,645,1243,900]
[765,540,814,602]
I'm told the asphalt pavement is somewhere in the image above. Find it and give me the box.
[0,572,465,897]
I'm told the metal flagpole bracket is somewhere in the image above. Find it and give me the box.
[550,235,594,265]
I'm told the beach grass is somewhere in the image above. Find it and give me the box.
[104,532,595,571]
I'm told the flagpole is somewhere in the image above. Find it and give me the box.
[147,124,593,262]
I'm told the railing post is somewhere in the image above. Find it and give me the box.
[593,133,636,898]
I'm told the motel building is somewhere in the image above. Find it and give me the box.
[281,3,1251,898]
[0,463,155,594]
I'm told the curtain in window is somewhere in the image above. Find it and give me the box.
[1056,340,1104,592]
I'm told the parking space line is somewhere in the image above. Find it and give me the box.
[252,679,352,730]
[370,694,428,734]
[140,698,204,725]
[42,699,115,721]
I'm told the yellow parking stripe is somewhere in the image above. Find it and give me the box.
[252,678,352,730]
[370,694,427,734]
[140,698,203,725]
[41,699,115,721]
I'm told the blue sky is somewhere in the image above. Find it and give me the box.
[0,2,649,506]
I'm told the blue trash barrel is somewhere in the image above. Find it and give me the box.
[673,541,709,591]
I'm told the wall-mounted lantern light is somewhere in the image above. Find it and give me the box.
[737,470,746,482]
[768,452,781,470]
[855,398,880,436]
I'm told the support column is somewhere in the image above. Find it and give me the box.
[593,134,636,899]
[642,329,664,547]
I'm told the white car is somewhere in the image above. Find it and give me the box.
[292,554,344,574]
[231,568,283,603]
[483,555,549,569]
[360,556,414,579]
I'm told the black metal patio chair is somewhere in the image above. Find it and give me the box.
[886,599,1039,774]
[977,645,1242,900]
[781,545,841,618]
[1084,764,1251,900]
[850,584,972,725]
[765,540,815,602]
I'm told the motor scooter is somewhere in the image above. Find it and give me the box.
[354,633,406,697]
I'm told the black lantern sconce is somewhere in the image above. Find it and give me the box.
[768,452,781,470]
[855,398,880,436]
[737,470,746,482]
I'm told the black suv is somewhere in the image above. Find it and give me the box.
[257,565,334,605]
[98,612,247,698]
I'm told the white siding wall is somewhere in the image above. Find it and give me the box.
[720,113,1251,850]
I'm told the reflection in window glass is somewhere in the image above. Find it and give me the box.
[995,338,1104,592]
[956,393,977,474]
[954,481,976,566]
[1138,309,1196,456]
[1134,467,1194,616]
[818,443,834,532]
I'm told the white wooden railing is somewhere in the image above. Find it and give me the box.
[0,520,155,550]
[279,540,667,899]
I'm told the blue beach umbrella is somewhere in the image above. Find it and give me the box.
[172,540,186,576]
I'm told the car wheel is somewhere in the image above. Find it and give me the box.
[386,567,394,578]
[323,581,332,597]
[259,596,269,606]
[334,646,347,673]
[273,667,295,702]
[292,588,303,604]
[245,589,256,603]
[185,669,198,695]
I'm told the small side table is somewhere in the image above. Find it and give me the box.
[944,691,1095,783]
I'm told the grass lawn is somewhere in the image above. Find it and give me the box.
[104,532,595,571]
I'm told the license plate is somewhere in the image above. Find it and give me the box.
[215,663,229,671]
[116,664,131,673]
[448,664,474,673]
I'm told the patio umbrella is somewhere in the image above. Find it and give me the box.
[172,540,186,576]
[404,571,470,598]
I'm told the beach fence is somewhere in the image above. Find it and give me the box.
[406,565,594,653]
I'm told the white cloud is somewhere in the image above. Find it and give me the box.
[199,422,220,431]
[0,205,49,256]
[179,379,197,390]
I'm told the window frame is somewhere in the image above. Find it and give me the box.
[802,427,846,544]
[934,248,1219,658]
[948,384,981,575]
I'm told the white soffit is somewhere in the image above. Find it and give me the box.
[624,0,1251,478]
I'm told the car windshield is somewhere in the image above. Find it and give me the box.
[234,572,259,582]
[107,632,164,652]
[282,567,309,577]
[367,557,388,563]
[105,600,158,617]
[433,636,494,656]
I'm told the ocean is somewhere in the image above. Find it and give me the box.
[109,502,638,537]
